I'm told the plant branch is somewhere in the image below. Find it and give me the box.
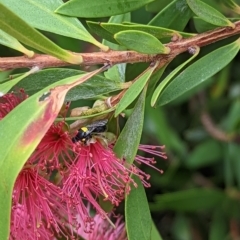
[1,21,240,70]
[200,110,231,142]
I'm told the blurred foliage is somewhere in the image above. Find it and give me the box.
[139,2,240,240]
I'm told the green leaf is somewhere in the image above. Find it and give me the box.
[115,62,157,117]
[146,0,172,13]
[225,99,240,132]
[210,64,231,99]
[98,196,114,213]
[172,215,191,240]
[201,0,222,10]
[104,63,127,83]
[223,144,235,188]
[145,106,187,157]
[126,63,149,83]
[186,140,222,169]
[108,13,131,24]
[150,189,225,212]
[147,65,167,96]
[87,21,118,44]
[101,23,195,39]
[12,68,123,101]
[224,195,240,219]
[114,88,146,164]
[0,67,39,95]
[114,30,170,54]
[169,77,214,105]
[148,0,192,31]
[151,220,163,240]
[156,39,240,106]
[151,46,199,107]
[102,22,175,39]
[193,17,218,33]
[102,14,131,49]
[0,29,34,57]
[0,0,107,50]
[125,175,152,240]
[0,71,11,83]
[186,0,235,27]
[55,0,155,18]
[227,143,240,189]
[193,17,239,33]
[0,3,82,64]
[222,0,240,14]
[209,210,228,240]
[0,67,105,240]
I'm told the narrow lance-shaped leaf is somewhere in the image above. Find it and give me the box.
[209,210,228,240]
[148,0,192,31]
[108,13,131,24]
[223,144,235,188]
[114,30,171,54]
[151,220,163,240]
[55,0,155,18]
[104,62,127,83]
[0,67,105,239]
[101,22,176,38]
[125,175,152,240]
[186,140,222,169]
[145,0,170,13]
[147,65,167,96]
[193,17,216,33]
[12,68,124,101]
[186,0,235,28]
[156,39,240,106]
[222,0,240,14]
[0,0,108,51]
[0,67,40,96]
[87,21,118,44]
[151,46,200,107]
[0,29,34,57]
[225,99,240,132]
[227,143,240,189]
[101,23,195,39]
[88,21,195,46]
[150,189,225,212]
[115,61,158,117]
[0,3,82,64]
[114,87,146,164]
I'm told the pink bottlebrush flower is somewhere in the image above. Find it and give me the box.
[77,213,127,240]
[63,141,134,212]
[62,139,166,228]
[10,203,53,240]
[29,121,75,171]
[0,89,28,119]
[10,164,76,240]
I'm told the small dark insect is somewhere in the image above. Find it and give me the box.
[72,119,108,144]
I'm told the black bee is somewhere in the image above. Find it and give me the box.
[72,119,108,144]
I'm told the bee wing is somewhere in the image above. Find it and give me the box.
[86,119,108,128]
